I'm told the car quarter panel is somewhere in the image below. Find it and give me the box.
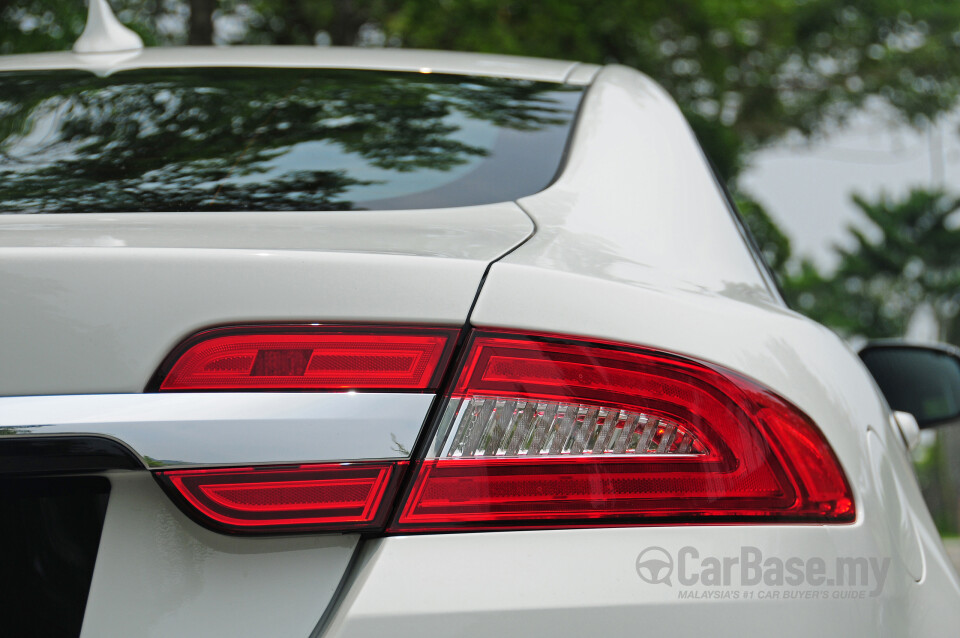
[511,64,776,301]
[456,64,960,635]
[324,525,942,638]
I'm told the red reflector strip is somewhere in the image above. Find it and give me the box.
[158,462,403,532]
[157,326,457,391]
[396,457,795,529]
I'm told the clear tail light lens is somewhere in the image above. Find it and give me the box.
[390,332,855,531]
[440,396,710,458]
[158,462,405,533]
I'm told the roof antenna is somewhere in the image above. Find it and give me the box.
[73,0,144,54]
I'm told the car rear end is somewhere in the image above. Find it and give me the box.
[1,48,959,638]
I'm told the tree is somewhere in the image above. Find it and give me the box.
[787,189,960,340]
[735,194,792,276]
[0,1,164,53]
[188,0,215,45]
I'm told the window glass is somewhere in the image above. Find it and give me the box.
[0,68,583,213]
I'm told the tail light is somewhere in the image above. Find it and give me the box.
[151,326,854,534]
[153,325,457,391]
[389,331,854,531]
[149,325,454,533]
[158,462,405,533]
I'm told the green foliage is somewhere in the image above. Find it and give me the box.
[914,433,959,534]
[784,189,960,340]
[735,193,792,274]
[0,1,163,54]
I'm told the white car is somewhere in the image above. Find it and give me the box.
[1,6,959,638]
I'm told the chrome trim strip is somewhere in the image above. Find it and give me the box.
[0,393,434,468]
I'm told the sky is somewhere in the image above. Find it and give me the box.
[741,99,960,272]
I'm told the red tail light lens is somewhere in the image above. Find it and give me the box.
[152,328,853,535]
[155,326,457,391]
[158,462,404,532]
[390,332,854,531]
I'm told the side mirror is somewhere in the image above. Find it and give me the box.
[859,341,960,429]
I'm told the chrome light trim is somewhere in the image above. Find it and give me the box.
[0,392,433,468]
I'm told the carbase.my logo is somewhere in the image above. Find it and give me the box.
[635,545,889,597]
[635,546,674,585]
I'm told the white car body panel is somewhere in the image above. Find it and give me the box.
[325,524,946,638]
[0,49,958,638]
[0,207,533,256]
[510,65,776,300]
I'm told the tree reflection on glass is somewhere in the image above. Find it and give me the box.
[0,68,582,213]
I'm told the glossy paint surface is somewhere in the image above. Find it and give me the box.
[0,207,530,256]
[325,526,912,637]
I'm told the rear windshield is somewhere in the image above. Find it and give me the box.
[0,68,583,213]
